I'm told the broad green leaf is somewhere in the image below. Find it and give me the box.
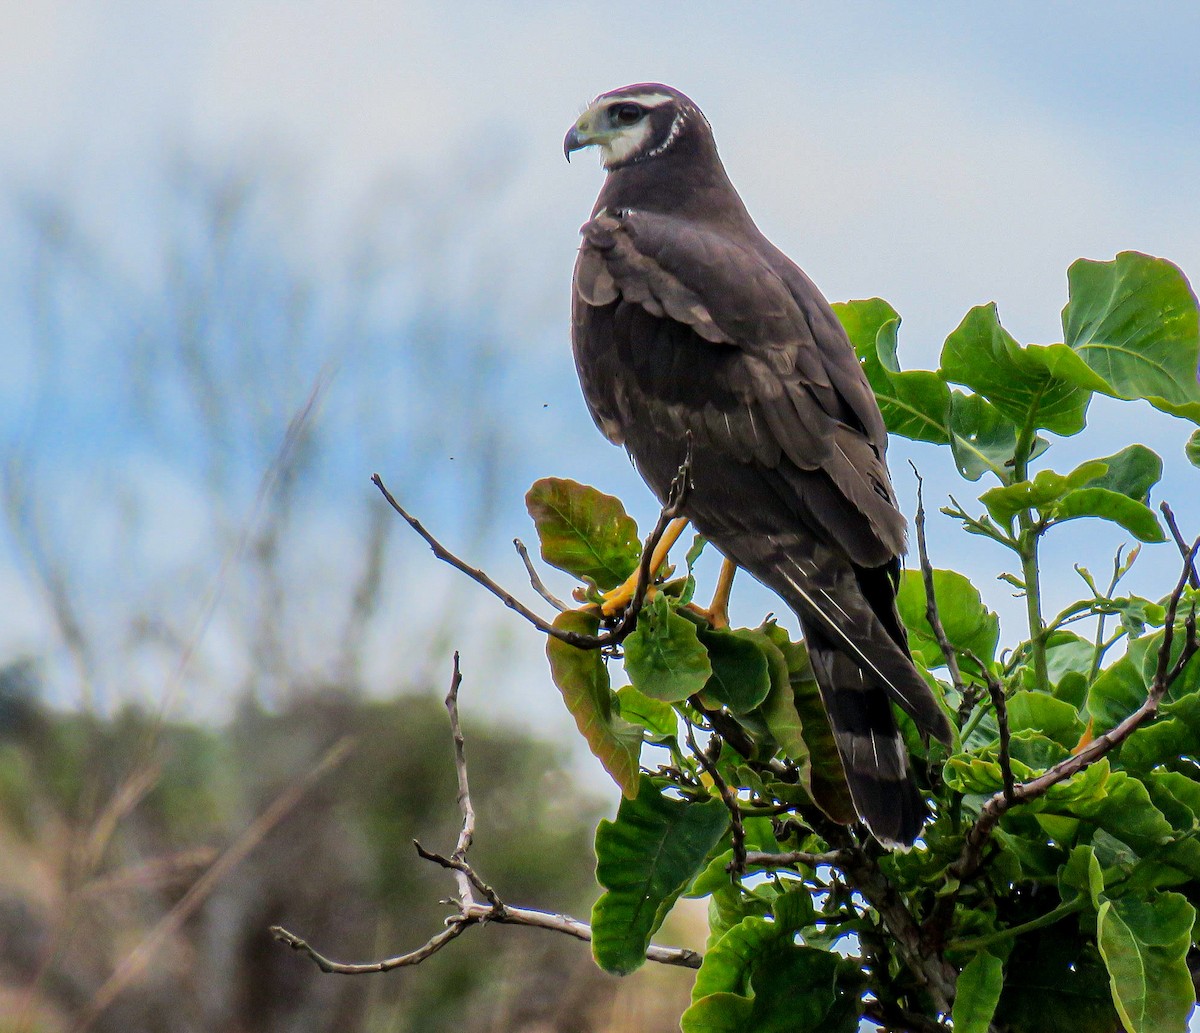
[994,925,1120,1033]
[525,478,641,589]
[1095,893,1195,1033]
[1041,630,1097,687]
[952,952,1004,1033]
[834,298,951,444]
[1072,771,1174,855]
[592,775,729,974]
[546,610,642,798]
[749,630,811,775]
[1121,689,1200,772]
[1006,691,1086,749]
[940,303,1092,436]
[683,915,856,1033]
[624,594,713,703]
[895,568,1000,667]
[1052,488,1166,543]
[948,390,1048,482]
[1063,252,1200,424]
[1087,655,1146,732]
[697,628,771,714]
[761,622,855,825]
[979,460,1108,524]
[1187,429,1200,468]
[1084,444,1163,501]
[615,684,678,740]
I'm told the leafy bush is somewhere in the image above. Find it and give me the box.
[527,252,1200,1033]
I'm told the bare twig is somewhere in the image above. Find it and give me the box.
[953,539,1200,884]
[910,464,964,697]
[513,538,568,611]
[742,849,852,869]
[372,439,693,651]
[965,648,1014,804]
[1161,502,1200,589]
[685,721,745,877]
[273,655,703,976]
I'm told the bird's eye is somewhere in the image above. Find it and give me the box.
[610,103,643,126]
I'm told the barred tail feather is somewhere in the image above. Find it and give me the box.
[805,634,926,847]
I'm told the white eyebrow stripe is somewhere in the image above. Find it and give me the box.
[600,91,676,108]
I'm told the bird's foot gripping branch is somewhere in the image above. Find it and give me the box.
[279,252,1200,1033]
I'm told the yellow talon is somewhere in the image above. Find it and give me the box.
[601,517,690,616]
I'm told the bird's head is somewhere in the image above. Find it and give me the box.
[564,83,706,170]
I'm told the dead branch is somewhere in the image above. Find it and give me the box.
[742,849,852,869]
[953,538,1200,884]
[910,464,964,698]
[373,438,692,651]
[513,537,568,611]
[272,654,702,976]
[1161,502,1200,589]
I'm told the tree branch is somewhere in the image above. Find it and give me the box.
[1161,502,1200,590]
[372,438,693,651]
[513,538,568,611]
[953,538,1200,884]
[272,654,703,975]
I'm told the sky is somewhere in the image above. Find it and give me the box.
[2,1,1200,731]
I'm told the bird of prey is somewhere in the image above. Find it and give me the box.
[564,83,953,846]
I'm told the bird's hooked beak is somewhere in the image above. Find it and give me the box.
[564,112,602,162]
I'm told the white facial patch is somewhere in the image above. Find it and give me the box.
[600,120,653,168]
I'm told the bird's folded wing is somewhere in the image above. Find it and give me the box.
[573,208,905,561]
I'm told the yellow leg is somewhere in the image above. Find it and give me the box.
[601,517,690,616]
[700,558,737,630]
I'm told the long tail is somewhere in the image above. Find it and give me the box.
[725,538,953,846]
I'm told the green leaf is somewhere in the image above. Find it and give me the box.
[592,775,729,975]
[895,568,1000,667]
[683,915,857,1033]
[834,298,952,444]
[752,630,810,776]
[979,460,1108,524]
[1084,444,1163,501]
[697,628,772,714]
[940,303,1092,436]
[952,952,1004,1033]
[1052,488,1166,542]
[615,685,678,740]
[546,610,643,798]
[948,390,1048,482]
[525,478,641,590]
[1186,429,1200,468]
[1006,691,1086,749]
[1087,655,1146,732]
[995,925,1120,1033]
[1063,251,1200,424]
[1095,893,1195,1033]
[624,594,713,703]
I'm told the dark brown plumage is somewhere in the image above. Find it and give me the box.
[565,83,953,846]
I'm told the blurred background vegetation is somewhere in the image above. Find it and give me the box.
[0,157,698,1032]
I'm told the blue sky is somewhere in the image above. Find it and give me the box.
[2,1,1200,732]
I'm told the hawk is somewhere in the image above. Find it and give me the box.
[565,83,953,846]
